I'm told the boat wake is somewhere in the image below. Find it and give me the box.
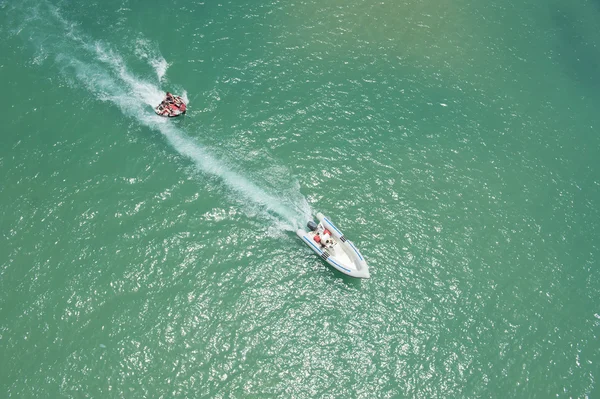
[6,1,312,230]
[134,38,170,82]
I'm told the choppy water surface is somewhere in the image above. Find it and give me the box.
[1,0,599,397]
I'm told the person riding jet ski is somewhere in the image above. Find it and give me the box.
[155,92,186,117]
[165,92,175,104]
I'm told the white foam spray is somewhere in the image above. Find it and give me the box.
[134,37,170,82]
[11,2,312,230]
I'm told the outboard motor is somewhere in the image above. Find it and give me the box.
[307,220,318,232]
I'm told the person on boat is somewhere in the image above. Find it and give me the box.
[314,231,332,248]
[165,92,175,103]
[325,229,337,247]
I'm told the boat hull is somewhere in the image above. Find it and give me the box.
[297,213,370,279]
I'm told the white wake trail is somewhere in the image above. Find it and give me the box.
[21,3,312,230]
[134,38,170,82]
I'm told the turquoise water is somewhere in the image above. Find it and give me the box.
[1,0,599,397]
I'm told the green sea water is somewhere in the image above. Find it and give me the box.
[1,0,599,397]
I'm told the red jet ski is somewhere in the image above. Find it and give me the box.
[155,92,186,117]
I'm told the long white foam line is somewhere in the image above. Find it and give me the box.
[13,2,311,229]
[88,47,306,226]
[61,47,305,229]
[63,54,303,227]
[156,124,303,225]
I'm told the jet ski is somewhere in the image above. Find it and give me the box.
[297,213,370,279]
[155,92,186,117]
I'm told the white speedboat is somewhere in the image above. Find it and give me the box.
[297,213,370,279]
